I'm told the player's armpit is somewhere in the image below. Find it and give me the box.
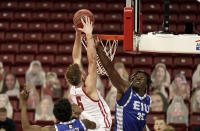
[85,67,97,94]
[96,44,130,94]
[82,119,96,129]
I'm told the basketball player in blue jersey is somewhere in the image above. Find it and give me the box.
[20,88,96,131]
[96,45,152,131]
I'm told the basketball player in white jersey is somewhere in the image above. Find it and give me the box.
[65,17,112,131]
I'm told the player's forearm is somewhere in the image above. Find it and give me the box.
[96,44,114,73]
[21,102,31,129]
[21,104,42,131]
[96,44,128,93]
[86,34,97,64]
[96,45,116,84]
[73,32,82,63]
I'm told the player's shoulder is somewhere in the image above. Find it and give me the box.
[56,119,82,127]
[145,94,151,103]
[146,94,151,100]
[70,119,84,126]
[124,85,133,95]
[70,86,85,96]
[74,119,82,123]
[73,119,87,130]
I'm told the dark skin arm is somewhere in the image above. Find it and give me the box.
[96,44,130,100]
[143,125,147,131]
[20,88,55,131]
[82,119,96,129]
[71,104,96,129]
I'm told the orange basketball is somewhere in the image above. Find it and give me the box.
[73,9,95,28]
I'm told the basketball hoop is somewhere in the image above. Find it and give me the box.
[81,34,124,76]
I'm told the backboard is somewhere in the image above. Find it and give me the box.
[123,0,200,54]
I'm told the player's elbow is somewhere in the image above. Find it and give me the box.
[88,55,97,64]
[89,122,96,129]
[84,119,97,130]
[73,57,81,63]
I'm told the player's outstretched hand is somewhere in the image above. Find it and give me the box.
[78,16,93,35]
[71,104,83,118]
[20,86,29,105]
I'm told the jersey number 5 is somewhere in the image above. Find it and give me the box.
[76,96,84,110]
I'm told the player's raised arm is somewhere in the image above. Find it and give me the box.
[20,88,55,131]
[72,27,87,77]
[78,17,98,96]
[96,44,130,95]
[72,27,82,65]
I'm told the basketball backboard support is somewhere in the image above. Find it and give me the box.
[123,0,200,54]
[124,0,141,52]
[125,0,140,34]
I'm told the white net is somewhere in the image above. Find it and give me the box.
[81,35,119,76]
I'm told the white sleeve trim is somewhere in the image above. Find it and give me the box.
[80,120,86,131]
[149,96,152,107]
[54,125,58,131]
[123,89,133,107]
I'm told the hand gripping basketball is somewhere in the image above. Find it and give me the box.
[77,16,93,35]
[73,9,95,28]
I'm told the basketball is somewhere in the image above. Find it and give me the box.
[73,9,95,28]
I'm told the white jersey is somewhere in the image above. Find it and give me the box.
[70,86,112,131]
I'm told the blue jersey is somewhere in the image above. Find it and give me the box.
[114,87,151,131]
[55,119,86,131]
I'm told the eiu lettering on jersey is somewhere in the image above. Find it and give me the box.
[114,86,151,131]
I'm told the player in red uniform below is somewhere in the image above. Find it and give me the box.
[65,16,112,131]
